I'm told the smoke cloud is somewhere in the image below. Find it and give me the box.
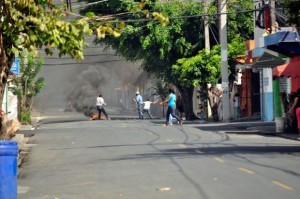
[64,57,145,117]
[34,43,147,118]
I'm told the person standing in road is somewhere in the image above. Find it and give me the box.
[288,88,300,140]
[134,91,144,119]
[96,94,110,120]
[160,89,183,126]
[176,95,184,119]
[142,98,158,119]
[233,93,240,119]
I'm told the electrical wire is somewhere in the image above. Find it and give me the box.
[43,53,117,59]
[43,59,125,66]
[72,0,110,9]
[36,1,259,65]
[84,8,258,25]
[63,0,260,25]
[209,24,219,45]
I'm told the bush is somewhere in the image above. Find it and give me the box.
[20,111,31,125]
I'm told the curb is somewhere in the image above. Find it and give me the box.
[12,134,30,169]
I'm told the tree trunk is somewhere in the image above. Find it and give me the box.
[175,85,197,120]
[0,33,12,137]
[207,86,222,121]
[0,34,7,107]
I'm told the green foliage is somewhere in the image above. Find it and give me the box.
[83,0,205,84]
[78,0,255,120]
[85,12,96,18]
[227,0,254,40]
[18,50,46,100]
[11,50,46,124]
[2,0,91,60]
[80,0,253,86]
[151,79,169,100]
[280,0,300,28]
[172,34,246,88]
[20,111,31,125]
[172,45,221,87]
[227,34,248,82]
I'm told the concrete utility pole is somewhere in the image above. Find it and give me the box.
[203,0,210,51]
[270,0,276,33]
[220,0,230,122]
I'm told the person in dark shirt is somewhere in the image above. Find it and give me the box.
[176,95,184,119]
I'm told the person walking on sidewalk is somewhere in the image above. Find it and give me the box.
[134,91,144,119]
[160,89,183,126]
[142,98,158,119]
[287,88,300,140]
[96,94,110,120]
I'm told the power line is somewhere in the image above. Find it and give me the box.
[72,0,109,9]
[54,0,261,23]
[43,59,125,66]
[43,53,117,59]
[65,0,258,24]
[209,24,219,45]
[95,8,258,24]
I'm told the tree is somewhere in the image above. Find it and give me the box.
[279,0,300,28]
[80,0,207,120]
[172,35,246,120]
[151,79,169,117]
[0,0,163,134]
[12,50,45,124]
[79,0,254,120]
[0,0,94,136]
[0,0,91,105]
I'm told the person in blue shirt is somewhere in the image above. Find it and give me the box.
[134,91,144,119]
[160,89,183,126]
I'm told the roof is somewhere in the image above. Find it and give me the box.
[251,52,286,69]
[273,61,300,78]
[264,31,300,57]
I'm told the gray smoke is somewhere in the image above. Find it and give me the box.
[65,59,145,117]
[33,39,146,118]
[65,65,109,116]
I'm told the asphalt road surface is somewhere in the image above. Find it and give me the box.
[18,114,300,199]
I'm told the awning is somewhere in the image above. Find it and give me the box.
[264,31,300,57]
[251,51,286,69]
[273,61,300,78]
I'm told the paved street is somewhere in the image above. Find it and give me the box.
[17,114,300,199]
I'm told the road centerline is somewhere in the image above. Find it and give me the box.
[238,167,255,174]
[272,181,294,191]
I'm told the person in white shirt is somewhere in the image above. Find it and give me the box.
[96,94,110,120]
[142,98,158,119]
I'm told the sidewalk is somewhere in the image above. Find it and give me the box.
[178,118,300,141]
[12,125,35,173]
[227,120,300,141]
[246,121,300,141]
[231,115,300,141]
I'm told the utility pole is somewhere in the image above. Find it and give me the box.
[203,0,210,51]
[220,0,230,122]
[270,0,276,33]
[202,0,210,121]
